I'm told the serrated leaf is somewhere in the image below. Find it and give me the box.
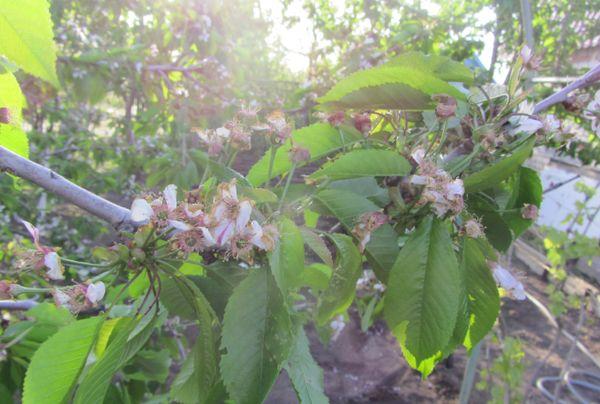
[73,318,136,404]
[0,0,59,87]
[309,149,411,180]
[463,138,535,193]
[247,123,363,186]
[382,51,474,85]
[220,268,294,404]
[385,217,460,373]
[461,238,500,349]
[191,150,250,186]
[316,234,362,325]
[318,66,465,110]
[284,326,329,404]
[269,217,305,295]
[23,317,102,404]
[315,189,398,281]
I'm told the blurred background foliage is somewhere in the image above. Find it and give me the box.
[1,0,599,252]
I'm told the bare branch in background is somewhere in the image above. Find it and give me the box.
[534,63,600,114]
[0,146,132,229]
[0,299,37,310]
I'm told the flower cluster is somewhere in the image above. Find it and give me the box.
[583,89,600,136]
[16,220,64,280]
[490,262,526,300]
[352,211,388,252]
[52,281,106,314]
[410,149,464,217]
[130,181,278,262]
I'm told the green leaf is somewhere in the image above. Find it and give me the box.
[124,349,172,383]
[466,194,513,252]
[382,52,474,85]
[316,234,362,325]
[0,0,59,87]
[0,70,25,126]
[23,317,102,404]
[315,189,398,281]
[502,167,542,238]
[220,268,294,404]
[309,149,411,180]
[169,276,219,404]
[247,123,363,186]
[73,318,135,404]
[463,138,535,193]
[385,217,460,374]
[284,326,329,404]
[269,217,305,295]
[299,227,334,267]
[299,263,332,292]
[0,124,29,158]
[461,238,500,349]
[317,66,465,110]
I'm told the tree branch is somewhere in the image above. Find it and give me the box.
[0,146,132,228]
[0,299,38,310]
[533,63,600,114]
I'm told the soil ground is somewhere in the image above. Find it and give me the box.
[266,259,600,403]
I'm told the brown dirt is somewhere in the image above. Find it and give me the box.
[266,260,600,403]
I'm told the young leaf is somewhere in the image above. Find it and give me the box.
[384,217,460,373]
[463,137,535,193]
[0,0,59,87]
[23,317,102,404]
[316,234,362,325]
[315,189,398,281]
[247,123,363,186]
[317,66,465,110]
[309,149,411,180]
[299,227,334,267]
[284,326,329,404]
[220,268,294,404]
[269,217,305,295]
[461,238,500,349]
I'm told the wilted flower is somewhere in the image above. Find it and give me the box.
[0,281,14,299]
[491,263,526,300]
[520,45,541,70]
[410,149,464,217]
[352,211,388,252]
[521,203,538,220]
[266,110,292,142]
[0,107,10,124]
[209,180,253,246]
[195,127,227,156]
[130,184,180,228]
[289,144,311,163]
[353,113,371,136]
[18,220,64,280]
[226,120,252,151]
[464,219,485,238]
[583,90,600,136]
[326,111,346,126]
[542,114,561,134]
[433,94,457,119]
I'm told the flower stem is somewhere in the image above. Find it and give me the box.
[267,141,277,188]
[61,257,113,268]
[278,163,296,213]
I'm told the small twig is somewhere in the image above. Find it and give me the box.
[543,174,580,194]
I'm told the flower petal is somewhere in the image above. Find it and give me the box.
[21,220,41,248]
[86,282,106,304]
[236,200,252,231]
[131,199,153,222]
[163,184,178,211]
[44,252,64,280]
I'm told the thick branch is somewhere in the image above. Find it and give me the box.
[0,299,38,310]
[533,63,600,114]
[0,146,132,228]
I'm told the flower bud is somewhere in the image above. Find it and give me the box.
[327,111,345,127]
[521,204,538,220]
[353,113,371,136]
[289,145,311,163]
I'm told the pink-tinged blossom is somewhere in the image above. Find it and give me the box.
[491,263,526,300]
[209,180,253,246]
[353,113,371,136]
[130,184,179,228]
[20,220,64,280]
[266,110,292,142]
[433,94,457,119]
[520,45,541,70]
[289,144,311,163]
